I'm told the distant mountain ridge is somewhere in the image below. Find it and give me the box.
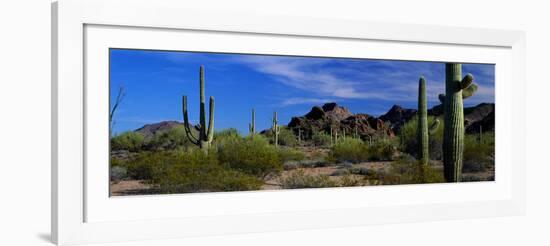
[130,102,495,139]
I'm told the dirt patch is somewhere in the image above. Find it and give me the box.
[262,161,392,190]
[110,180,153,196]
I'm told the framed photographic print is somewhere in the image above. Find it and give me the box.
[52,0,526,245]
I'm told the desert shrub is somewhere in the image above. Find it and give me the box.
[338,174,365,187]
[214,128,241,141]
[384,155,445,184]
[217,135,283,178]
[367,139,396,161]
[349,166,376,176]
[277,147,306,162]
[283,161,299,170]
[264,126,297,146]
[281,170,337,189]
[398,116,443,160]
[463,132,494,173]
[111,131,145,152]
[312,132,332,147]
[110,166,128,183]
[328,138,369,163]
[462,174,495,182]
[148,149,262,193]
[298,159,330,168]
[110,156,126,167]
[123,151,175,180]
[146,125,196,151]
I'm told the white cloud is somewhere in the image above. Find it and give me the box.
[279,97,339,107]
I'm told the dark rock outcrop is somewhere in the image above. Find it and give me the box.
[379,105,417,132]
[288,102,394,140]
[382,103,495,134]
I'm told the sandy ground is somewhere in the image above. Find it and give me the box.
[110,180,152,196]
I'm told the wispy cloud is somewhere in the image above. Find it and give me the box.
[233,56,494,105]
[233,56,399,100]
[279,97,341,107]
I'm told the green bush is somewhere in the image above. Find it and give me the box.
[277,147,306,162]
[122,151,174,180]
[312,132,332,147]
[338,174,366,187]
[264,126,297,146]
[214,128,241,141]
[463,132,494,173]
[146,125,196,151]
[281,170,337,189]
[149,150,262,193]
[398,116,443,160]
[111,131,145,152]
[367,139,396,161]
[384,155,445,184]
[110,166,128,183]
[328,138,369,163]
[217,135,283,178]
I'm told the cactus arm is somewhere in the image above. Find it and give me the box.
[461,73,474,89]
[429,118,440,134]
[206,96,215,142]
[182,96,199,145]
[438,94,446,104]
[462,83,478,99]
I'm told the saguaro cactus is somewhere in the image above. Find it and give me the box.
[249,108,256,136]
[417,76,429,166]
[417,76,440,166]
[439,63,478,182]
[272,111,281,147]
[182,65,215,150]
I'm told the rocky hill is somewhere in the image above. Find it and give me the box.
[130,102,495,140]
[384,103,495,133]
[134,121,185,140]
[286,102,495,140]
[288,102,394,140]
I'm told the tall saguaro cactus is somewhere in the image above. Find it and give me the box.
[417,76,440,166]
[417,76,430,166]
[439,63,478,182]
[182,65,215,150]
[272,111,281,147]
[249,108,256,136]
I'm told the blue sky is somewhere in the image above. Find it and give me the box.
[110,49,495,135]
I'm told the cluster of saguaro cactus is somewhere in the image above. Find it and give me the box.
[272,111,281,147]
[417,76,440,166]
[182,65,215,151]
[439,63,478,182]
[249,108,256,136]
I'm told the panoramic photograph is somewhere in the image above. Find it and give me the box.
[109,49,495,196]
